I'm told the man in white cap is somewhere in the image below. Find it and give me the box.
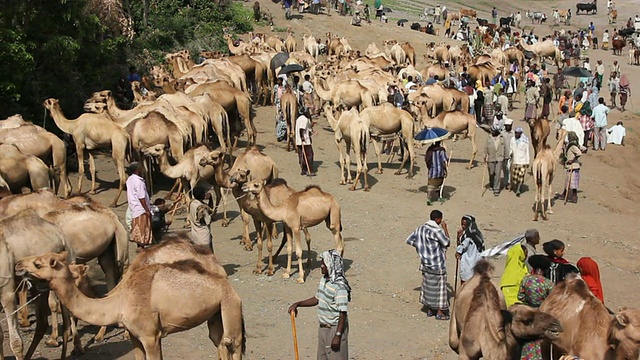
[509,127,531,196]
[435,5,442,24]
[502,118,515,190]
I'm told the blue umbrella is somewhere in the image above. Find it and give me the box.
[414,127,452,145]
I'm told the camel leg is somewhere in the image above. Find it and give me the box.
[46,292,60,347]
[130,336,146,360]
[329,214,344,256]
[76,144,85,194]
[253,219,265,274]
[24,290,49,360]
[98,251,118,292]
[304,228,312,270]
[94,326,107,343]
[138,336,162,360]
[60,306,72,360]
[294,229,306,283]
[110,154,127,207]
[336,138,347,185]
[219,297,245,360]
[70,317,85,355]
[241,209,253,250]
[467,132,478,169]
[266,222,276,276]
[344,145,353,184]
[533,183,541,221]
[88,152,97,194]
[272,225,288,262]
[207,312,223,348]
[282,228,294,279]
[1,286,24,360]
[18,286,29,327]
[371,138,384,174]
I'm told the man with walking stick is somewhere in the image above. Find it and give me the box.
[288,250,351,359]
[405,210,451,320]
[296,108,317,176]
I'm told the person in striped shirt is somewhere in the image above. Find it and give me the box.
[425,141,448,205]
[288,250,351,359]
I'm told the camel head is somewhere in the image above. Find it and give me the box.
[504,304,563,342]
[42,98,59,111]
[199,150,224,167]
[141,144,167,157]
[15,251,70,282]
[608,309,640,358]
[83,101,108,114]
[68,264,91,289]
[241,179,265,196]
[228,169,251,188]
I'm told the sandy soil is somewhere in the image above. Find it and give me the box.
[4,0,640,359]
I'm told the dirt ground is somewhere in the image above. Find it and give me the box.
[4,0,640,359]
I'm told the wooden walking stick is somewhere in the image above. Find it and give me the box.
[453,256,460,297]
[481,161,489,197]
[300,145,313,176]
[564,169,573,205]
[440,150,453,200]
[290,311,300,360]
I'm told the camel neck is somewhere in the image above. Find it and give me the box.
[50,270,122,327]
[106,96,130,121]
[255,189,284,222]
[48,104,78,134]
[213,163,232,189]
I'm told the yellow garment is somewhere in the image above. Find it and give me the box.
[500,244,529,307]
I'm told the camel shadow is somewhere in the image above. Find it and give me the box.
[76,339,134,359]
[289,14,304,20]
[415,185,457,199]
[223,263,241,276]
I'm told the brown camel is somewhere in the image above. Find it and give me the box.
[359,103,416,177]
[421,110,478,169]
[0,144,54,194]
[450,260,563,360]
[16,246,246,360]
[528,117,551,159]
[244,180,343,283]
[532,130,565,221]
[43,98,129,207]
[0,210,74,360]
[324,106,370,191]
[401,42,416,66]
[540,274,640,359]
[0,123,71,197]
[200,146,279,250]
[280,91,298,152]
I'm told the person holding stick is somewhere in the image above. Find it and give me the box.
[455,215,485,286]
[555,131,582,203]
[405,210,451,320]
[288,249,351,359]
[295,108,316,176]
[424,141,448,205]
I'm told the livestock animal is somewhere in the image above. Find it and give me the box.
[576,2,597,14]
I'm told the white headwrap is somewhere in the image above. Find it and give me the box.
[321,249,351,301]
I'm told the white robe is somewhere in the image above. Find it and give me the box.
[607,125,626,144]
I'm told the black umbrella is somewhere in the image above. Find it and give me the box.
[562,66,592,78]
[278,63,304,76]
[397,18,408,24]
[270,52,289,70]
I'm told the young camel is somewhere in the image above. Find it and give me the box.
[0,144,54,194]
[43,98,129,207]
[16,249,246,360]
[324,106,371,191]
[243,180,343,283]
[532,129,565,221]
[528,117,551,160]
[280,91,298,152]
[540,274,640,359]
[420,109,479,169]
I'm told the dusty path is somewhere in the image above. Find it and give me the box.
[4,0,640,359]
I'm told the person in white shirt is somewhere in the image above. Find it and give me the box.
[607,121,626,145]
[405,76,417,93]
[295,109,316,176]
[301,74,317,116]
[509,127,531,196]
[562,111,585,148]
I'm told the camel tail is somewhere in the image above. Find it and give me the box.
[241,313,247,354]
[112,212,130,278]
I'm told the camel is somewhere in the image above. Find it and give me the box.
[0,210,74,360]
[450,260,563,360]
[43,98,129,207]
[532,130,565,221]
[504,47,526,77]
[280,91,298,152]
[467,62,500,84]
[540,274,640,359]
[244,180,343,283]
[303,35,320,60]
[528,117,551,160]
[0,122,71,197]
[401,42,416,66]
[0,144,54,194]
[16,246,246,360]
[365,42,382,57]
[200,146,279,250]
[325,106,370,191]
[284,28,297,52]
[314,77,375,111]
[421,110,478,169]
[518,39,563,68]
[165,50,195,78]
[359,103,416,177]
[224,33,252,55]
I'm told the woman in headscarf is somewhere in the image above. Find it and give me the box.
[588,85,600,110]
[577,257,604,303]
[542,239,579,284]
[455,215,485,284]
[578,99,594,148]
[500,243,529,307]
[619,74,631,112]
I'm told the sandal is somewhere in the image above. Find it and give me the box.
[435,313,450,321]
[426,309,435,317]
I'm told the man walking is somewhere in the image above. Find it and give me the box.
[425,141,448,205]
[296,109,316,175]
[126,162,153,249]
[509,127,531,196]
[485,126,507,196]
[406,210,451,320]
[502,119,515,190]
[591,97,610,150]
[524,79,540,121]
[289,250,351,359]
[491,7,498,25]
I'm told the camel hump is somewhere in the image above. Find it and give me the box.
[473,259,494,276]
[269,178,288,187]
[303,184,322,192]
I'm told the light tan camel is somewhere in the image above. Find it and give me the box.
[325,106,370,191]
[540,274,640,359]
[528,117,551,159]
[401,42,416,66]
[421,110,478,169]
[0,144,54,194]
[0,123,71,197]
[165,50,194,78]
[504,47,525,77]
[0,210,74,360]
[313,77,375,111]
[449,260,563,359]
[244,180,343,283]
[43,98,129,207]
[359,103,416,177]
[16,244,246,360]
[532,130,565,221]
[280,91,298,152]
[284,28,297,52]
[224,33,252,55]
[303,35,320,60]
[518,39,563,68]
[201,146,278,239]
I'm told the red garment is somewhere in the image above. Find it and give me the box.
[577,257,605,303]
[550,256,570,264]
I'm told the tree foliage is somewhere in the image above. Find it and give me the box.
[0,0,253,122]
